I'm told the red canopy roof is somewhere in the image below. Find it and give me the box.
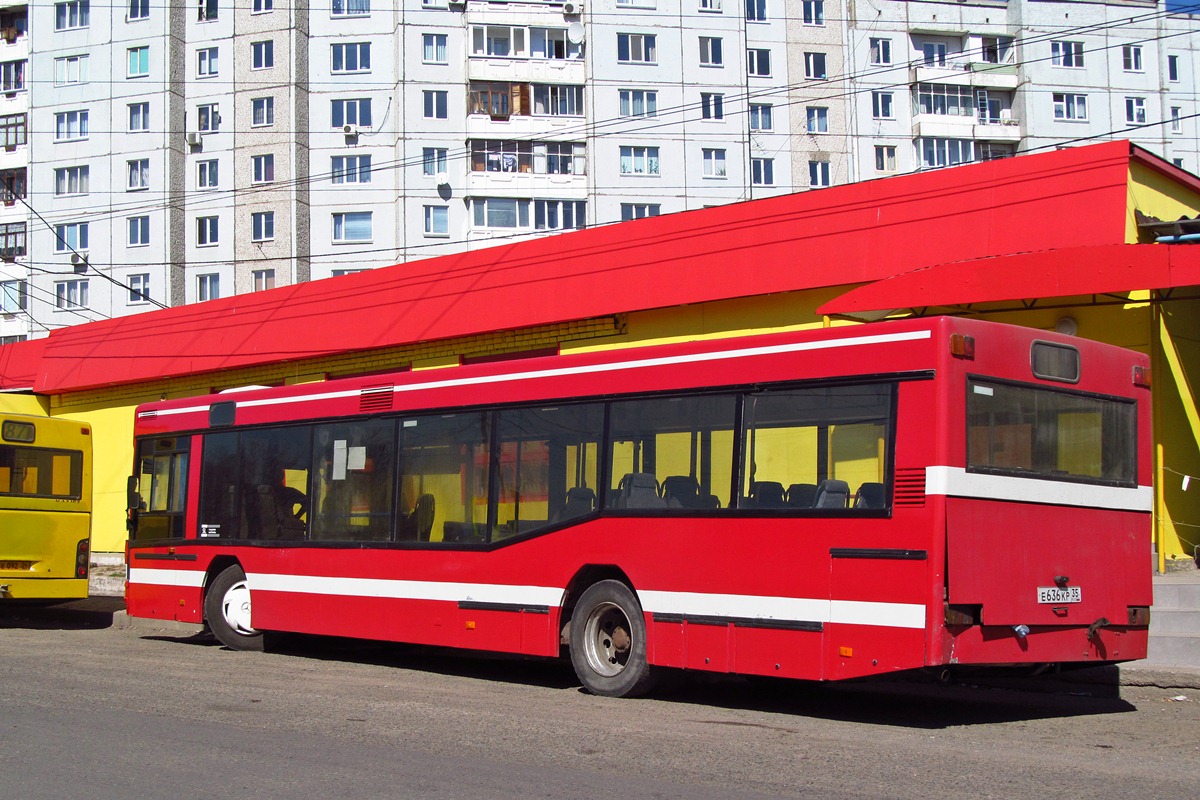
[0,141,1166,394]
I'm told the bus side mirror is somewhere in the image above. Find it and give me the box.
[127,475,141,511]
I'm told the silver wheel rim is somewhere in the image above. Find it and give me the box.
[582,601,632,678]
[221,579,257,636]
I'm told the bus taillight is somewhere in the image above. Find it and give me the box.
[1132,365,1151,388]
[75,539,89,579]
[950,334,975,359]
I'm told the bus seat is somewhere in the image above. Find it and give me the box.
[412,493,435,541]
[748,481,787,508]
[616,472,666,509]
[786,483,817,508]
[813,480,850,509]
[662,475,702,509]
[555,486,596,521]
[854,482,887,509]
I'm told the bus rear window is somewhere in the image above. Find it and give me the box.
[0,445,83,498]
[967,379,1136,486]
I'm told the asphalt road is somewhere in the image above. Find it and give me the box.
[2,601,1198,800]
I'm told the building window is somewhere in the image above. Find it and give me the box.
[1168,54,1180,82]
[1171,107,1183,134]
[531,28,582,60]
[871,91,893,119]
[252,97,275,127]
[128,102,150,132]
[253,0,274,11]
[55,110,89,141]
[197,274,220,302]
[922,42,948,66]
[198,0,218,21]
[875,145,897,173]
[252,212,275,242]
[801,0,823,25]
[0,222,26,258]
[917,83,975,117]
[55,1,90,31]
[920,137,973,168]
[803,51,825,79]
[699,37,723,67]
[423,91,448,119]
[424,205,449,236]
[128,273,150,303]
[54,55,88,86]
[749,103,772,131]
[470,140,532,173]
[252,154,275,184]
[332,0,370,16]
[1051,41,1084,68]
[1122,45,1143,73]
[422,35,447,65]
[421,149,447,177]
[1126,96,1146,125]
[617,34,657,64]
[699,0,721,10]
[701,93,724,120]
[1053,93,1087,121]
[472,198,529,229]
[620,145,660,175]
[1,279,27,313]
[809,160,830,187]
[127,158,149,191]
[127,217,149,247]
[535,200,586,231]
[751,157,773,186]
[54,166,89,196]
[332,98,372,128]
[197,160,218,189]
[0,61,25,93]
[333,42,371,72]
[621,204,660,221]
[197,47,218,77]
[619,89,657,117]
[0,168,25,203]
[252,41,274,70]
[470,83,515,118]
[198,104,220,132]
[54,222,88,252]
[333,212,373,242]
[745,0,766,22]
[253,269,275,291]
[748,48,772,77]
[197,216,218,246]
[533,84,584,116]
[806,106,828,133]
[471,25,526,58]
[869,38,891,66]
[545,143,581,175]
[702,148,726,177]
[333,155,372,183]
[55,280,88,310]
[128,46,149,78]
[0,113,25,149]
[981,37,1010,64]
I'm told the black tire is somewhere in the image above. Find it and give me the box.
[204,565,264,651]
[569,579,656,698]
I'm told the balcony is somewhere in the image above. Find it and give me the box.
[910,58,1019,90]
[913,114,1021,143]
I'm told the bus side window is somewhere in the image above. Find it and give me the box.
[310,419,396,543]
[398,412,490,544]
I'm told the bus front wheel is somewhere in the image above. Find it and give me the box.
[569,580,656,698]
[204,565,264,652]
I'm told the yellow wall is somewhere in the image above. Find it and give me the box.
[1153,299,1200,567]
[1127,163,1200,243]
[0,393,50,416]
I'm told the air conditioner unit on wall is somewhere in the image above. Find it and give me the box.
[563,1,583,14]
[448,0,466,8]
[185,131,202,146]
[343,125,361,136]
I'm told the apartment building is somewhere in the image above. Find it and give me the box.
[0,0,1196,341]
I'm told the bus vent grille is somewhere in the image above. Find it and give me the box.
[359,385,394,412]
[893,468,926,507]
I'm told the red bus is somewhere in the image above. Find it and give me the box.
[125,317,1152,697]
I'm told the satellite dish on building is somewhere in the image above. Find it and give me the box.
[567,22,585,44]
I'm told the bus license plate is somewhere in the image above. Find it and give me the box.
[1037,586,1082,604]
[0,561,33,571]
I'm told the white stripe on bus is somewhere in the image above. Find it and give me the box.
[137,329,933,419]
[925,466,1153,512]
[128,568,926,630]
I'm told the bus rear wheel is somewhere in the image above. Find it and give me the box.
[569,580,656,698]
[204,565,264,651]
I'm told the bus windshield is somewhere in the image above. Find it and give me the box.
[966,378,1136,486]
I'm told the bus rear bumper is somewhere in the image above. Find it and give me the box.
[0,578,90,601]
[939,624,1149,667]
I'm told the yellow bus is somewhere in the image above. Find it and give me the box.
[0,414,92,601]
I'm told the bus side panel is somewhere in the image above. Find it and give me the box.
[0,509,90,600]
[124,554,206,623]
[731,625,825,680]
[825,555,930,679]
